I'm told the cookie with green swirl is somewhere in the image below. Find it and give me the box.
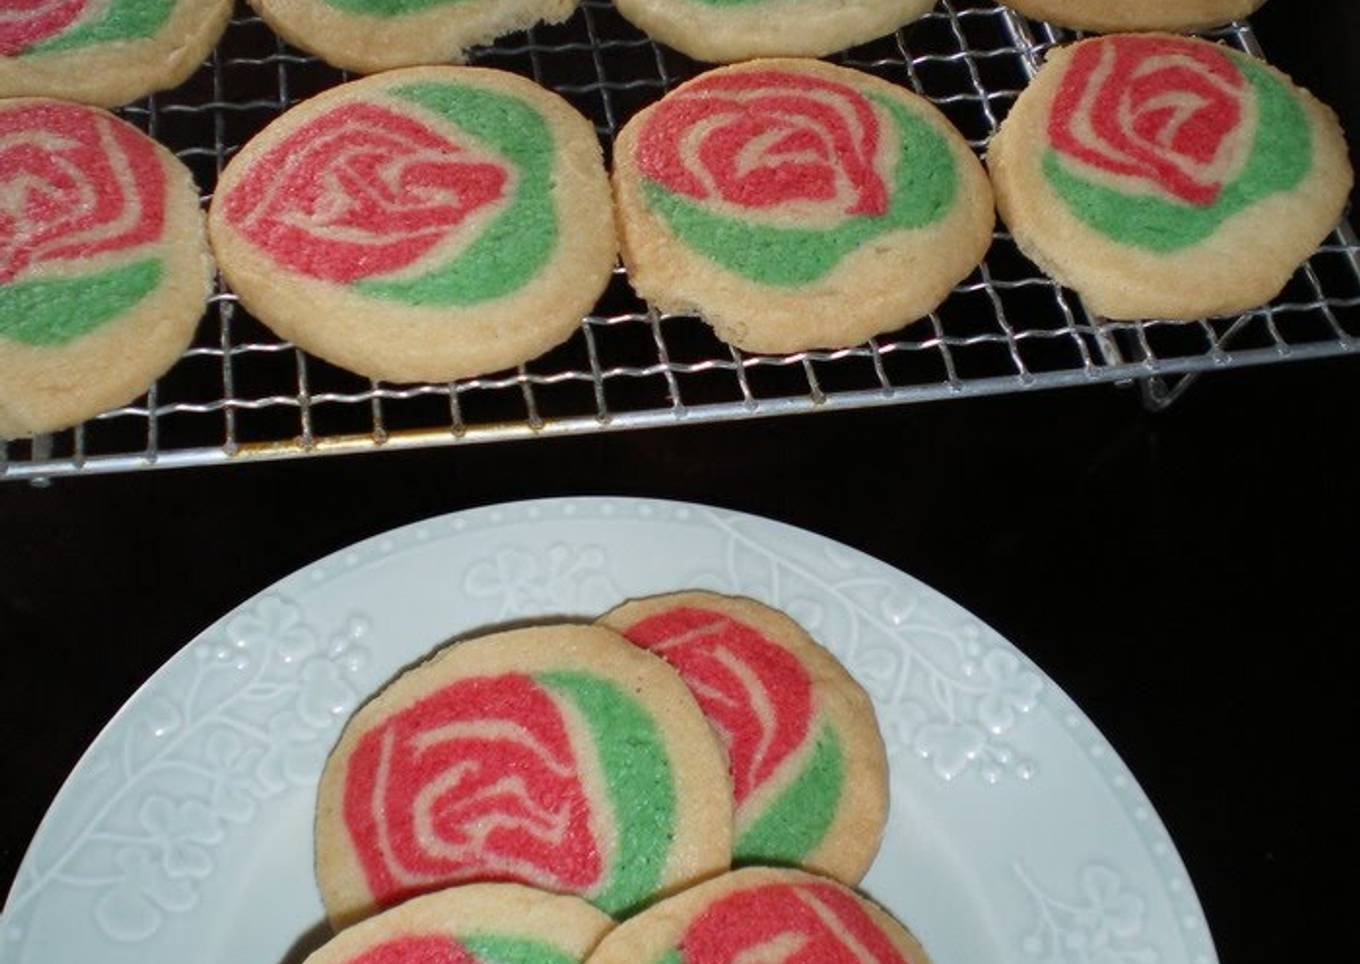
[248,0,576,74]
[0,99,212,438]
[314,624,733,929]
[585,866,933,964]
[988,34,1352,320]
[299,883,613,964]
[612,0,937,64]
[599,592,888,885]
[208,66,616,383]
[612,59,994,354]
[0,0,232,107]
[1001,0,1265,33]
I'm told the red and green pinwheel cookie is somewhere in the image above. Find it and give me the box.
[611,0,938,64]
[248,0,577,74]
[0,0,232,107]
[600,592,888,885]
[988,33,1352,320]
[209,66,616,384]
[299,884,612,964]
[0,99,212,438]
[612,58,994,354]
[1000,0,1266,34]
[585,867,933,964]
[314,624,732,929]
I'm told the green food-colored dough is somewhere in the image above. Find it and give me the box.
[324,0,469,16]
[644,94,957,286]
[1045,57,1312,253]
[356,82,557,305]
[734,722,844,866]
[460,934,576,964]
[0,259,162,346]
[29,0,176,54]
[537,670,677,918]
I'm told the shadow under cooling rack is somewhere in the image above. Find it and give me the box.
[4,0,1358,481]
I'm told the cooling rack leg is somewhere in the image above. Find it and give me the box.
[25,434,53,487]
[1137,372,1202,412]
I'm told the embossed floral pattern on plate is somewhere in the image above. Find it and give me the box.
[0,498,1217,964]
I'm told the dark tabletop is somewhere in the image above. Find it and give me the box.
[2,3,1357,962]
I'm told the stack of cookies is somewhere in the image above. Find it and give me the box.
[300,590,930,964]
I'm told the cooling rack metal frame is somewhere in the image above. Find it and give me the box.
[4,0,1358,483]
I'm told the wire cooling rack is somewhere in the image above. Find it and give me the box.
[4,0,1358,481]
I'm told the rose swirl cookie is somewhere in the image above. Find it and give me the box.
[0,0,232,107]
[599,592,888,884]
[0,98,213,438]
[987,34,1353,320]
[1001,0,1267,34]
[247,0,578,74]
[299,884,613,964]
[612,58,994,353]
[209,67,616,383]
[584,866,933,964]
[611,0,938,64]
[314,624,732,929]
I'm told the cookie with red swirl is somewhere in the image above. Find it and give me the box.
[1002,0,1266,34]
[612,59,994,353]
[599,592,887,885]
[0,0,232,107]
[209,66,616,383]
[988,34,1352,320]
[299,883,612,964]
[248,0,576,75]
[315,624,732,929]
[585,866,932,964]
[612,0,937,64]
[0,98,212,438]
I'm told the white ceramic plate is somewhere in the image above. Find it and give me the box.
[0,498,1217,964]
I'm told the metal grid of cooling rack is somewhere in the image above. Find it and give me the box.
[4,0,1358,482]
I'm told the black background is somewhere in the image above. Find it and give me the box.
[3,2,1358,961]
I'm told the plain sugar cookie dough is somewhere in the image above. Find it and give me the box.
[613,0,938,63]
[1000,0,1267,34]
[248,0,577,73]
